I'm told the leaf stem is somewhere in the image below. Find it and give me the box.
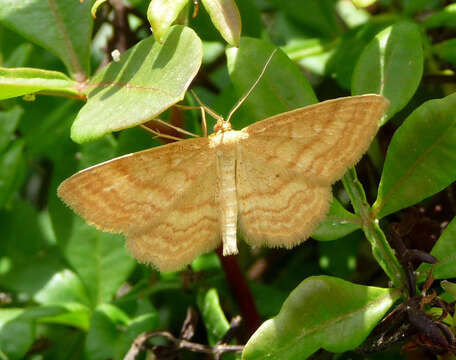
[342,168,406,290]
[215,246,262,337]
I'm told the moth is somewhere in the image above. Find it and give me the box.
[58,93,389,271]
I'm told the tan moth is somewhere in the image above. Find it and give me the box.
[58,53,389,272]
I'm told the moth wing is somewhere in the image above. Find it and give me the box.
[58,137,220,271]
[236,146,332,247]
[240,95,389,185]
[236,95,388,247]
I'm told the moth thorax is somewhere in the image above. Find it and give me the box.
[213,121,232,134]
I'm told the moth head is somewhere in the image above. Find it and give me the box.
[213,120,232,134]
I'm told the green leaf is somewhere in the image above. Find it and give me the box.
[0,306,63,360]
[0,140,25,208]
[3,43,33,68]
[148,0,189,43]
[373,93,456,218]
[34,269,91,307]
[38,303,91,331]
[0,67,79,100]
[270,0,341,38]
[71,26,203,143]
[417,217,456,281]
[312,199,360,241]
[242,276,399,360]
[433,39,456,66]
[352,21,423,123]
[226,37,317,128]
[423,3,456,29]
[0,0,93,77]
[0,315,34,360]
[64,217,136,306]
[0,105,22,153]
[115,313,159,359]
[352,0,377,8]
[197,288,230,345]
[201,0,242,46]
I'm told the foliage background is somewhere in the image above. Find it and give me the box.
[0,0,456,359]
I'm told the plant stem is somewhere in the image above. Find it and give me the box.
[342,168,406,290]
[216,246,262,337]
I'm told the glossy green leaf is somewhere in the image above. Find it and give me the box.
[0,140,25,208]
[312,199,360,241]
[64,217,135,306]
[242,276,399,360]
[0,0,92,78]
[197,288,230,345]
[34,269,91,307]
[423,3,456,28]
[38,303,91,331]
[417,217,456,281]
[71,26,202,143]
[201,0,241,46]
[0,67,79,100]
[226,37,317,128]
[148,0,189,43]
[0,105,22,153]
[352,21,423,123]
[373,93,456,218]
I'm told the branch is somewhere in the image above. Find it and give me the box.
[124,330,244,360]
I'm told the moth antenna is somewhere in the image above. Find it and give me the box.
[190,90,224,123]
[140,125,184,141]
[225,48,278,124]
[152,118,200,138]
[175,104,208,137]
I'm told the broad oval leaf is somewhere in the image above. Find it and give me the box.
[0,0,93,78]
[417,217,456,281]
[201,0,241,46]
[242,276,399,360]
[352,21,423,123]
[226,37,317,128]
[0,67,79,100]
[373,93,456,218]
[312,198,360,241]
[71,25,202,143]
[148,0,189,43]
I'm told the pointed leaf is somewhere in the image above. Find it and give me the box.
[418,217,456,281]
[0,67,79,100]
[0,140,25,208]
[0,0,93,78]
[312,199,360,241]
[197,288,230,345]
[71,26,202,143]
[201,0,241,46]
[34,269,91,307]
[64,217,135,307]
[226,37,317,128]
[242,276,399,360]
[373,93,456,218]
[0,106,22,153]
[352,21,423,123]
[147,0,189,43]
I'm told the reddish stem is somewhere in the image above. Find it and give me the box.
[216,246,262,337]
